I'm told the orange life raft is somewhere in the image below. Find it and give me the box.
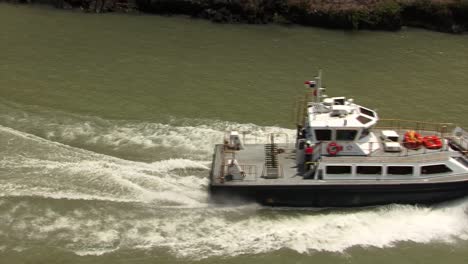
[404,130,423,149]
[423,135,443,149]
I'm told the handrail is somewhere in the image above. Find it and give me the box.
[314,139,449,158]
[376,119,455,135]
[267,132,290,144]
[294,91,315,126]
[262,164,284,178]
[219,148,226,183]
[449,126,468,155]
[375,123,468,155]
[224,131,293,145]
[223,164,257,181]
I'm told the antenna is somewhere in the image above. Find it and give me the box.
[315,70,327,103]
[315,70,322,103]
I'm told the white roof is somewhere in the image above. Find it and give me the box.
[381,130,399,138]
[307,99,378,129]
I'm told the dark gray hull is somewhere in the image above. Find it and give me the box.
[209,180,468,207]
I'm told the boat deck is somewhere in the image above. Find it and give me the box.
[212,145,468,185]
[210,125,468,187]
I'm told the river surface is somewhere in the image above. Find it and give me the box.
[1,3,468,264]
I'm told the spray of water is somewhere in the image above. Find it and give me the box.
[1,103,468,258]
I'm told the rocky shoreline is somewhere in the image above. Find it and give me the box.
[3,0,468,33]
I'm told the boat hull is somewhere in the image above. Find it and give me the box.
[209,180,468,207]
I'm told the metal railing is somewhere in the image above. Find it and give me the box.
[376,119,455,136]
[293,92,314,126]
[313,140,449,158]
[266,132,290,146]
[448,126,468,156]
[262,164,284,179]
[226,131,293,145]
[222,164,258,181]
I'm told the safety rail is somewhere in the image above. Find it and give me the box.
[229,131,293,145]
[313,139,451,158]
[218,147,227,183]
[376,119,455,136]
[294,91,316,126]
[222,164,258,181]
[262,164,284,179]
[266,132,290,146]
[448,127,468,156]
[375,120,466,156]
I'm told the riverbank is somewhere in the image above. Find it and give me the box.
[2,0,468,33]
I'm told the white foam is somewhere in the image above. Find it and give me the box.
[73,248,119,256]
[116,202,468,258]
[0,103,296,159]
[2,164,468,259]
[0,183,140,203]
[0,113,294,209]
[49,121,295,158]
[0,157,210,206]
[1,124,213,206]
[6,201,466,259]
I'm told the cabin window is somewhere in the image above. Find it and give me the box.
[326,166,351,174]
[315,129,332,141]
[387,166,413,175]
[360,107,375,117]
[357,115,372,124]
[334,97,345,105]
[455,157,468,168]
[336,130,358,141]
[357,166,382,175]
[421,164,452,174]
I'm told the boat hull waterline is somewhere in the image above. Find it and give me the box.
[210,178,468,207]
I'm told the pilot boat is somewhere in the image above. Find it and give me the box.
[209,72,468,207]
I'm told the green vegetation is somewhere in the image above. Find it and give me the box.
[2,0,468,32]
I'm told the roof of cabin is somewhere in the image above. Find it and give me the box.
[307,99,378,129]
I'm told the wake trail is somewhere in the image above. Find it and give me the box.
[1,198,467,258]
[0,101,296,161]
[0,125,211,206]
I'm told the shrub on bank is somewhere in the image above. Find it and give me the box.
[284,0,402,30]
[3,0,468,33]
[401,0,468,33]
[135,0,282,24]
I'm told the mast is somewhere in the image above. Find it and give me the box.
[315,70,322,104]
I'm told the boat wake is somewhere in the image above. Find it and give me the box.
[0,101,292,161]
[0,124,211,207]
[1,102,468,259]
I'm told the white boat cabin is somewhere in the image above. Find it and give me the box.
[301,95,379,156]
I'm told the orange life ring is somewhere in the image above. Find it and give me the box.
[327,142,343,156]
[423,135,442,149]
